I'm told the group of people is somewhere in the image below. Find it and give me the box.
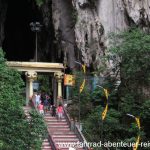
[32,92,64,120]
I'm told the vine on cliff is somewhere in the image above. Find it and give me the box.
[35,0,44,7]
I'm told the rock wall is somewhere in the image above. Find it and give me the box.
[38,0,55,62]
[97,0,128,34]
[0,0,150,69]
[52,0,75,68]
[123,0,150,31]
[71,0,150,69]
[73,0,105,69]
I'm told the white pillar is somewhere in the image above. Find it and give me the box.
[29,78,34,98]
[58,79,62,97]
[26,80,29,106]
[54,72,64,105]
[25,71,37,106]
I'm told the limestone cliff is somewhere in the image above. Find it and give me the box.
[52,0,150,71]
[0,0,150,69]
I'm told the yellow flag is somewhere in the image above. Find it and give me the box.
[135,117,140,130]
[133,135,140,150]
[104,89,109,100]
[80,79,85,93]
[102,104,108,120]
[82,64,86,74]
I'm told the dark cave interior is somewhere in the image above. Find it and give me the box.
[2,0,42,61]
[1,0,68,73]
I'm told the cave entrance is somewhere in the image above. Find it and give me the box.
[2,0,41,61]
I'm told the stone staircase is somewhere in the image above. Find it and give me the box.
[41,138,52,150]
[23,106,31,120]
[44,112,85,150]
[23,106,86,150]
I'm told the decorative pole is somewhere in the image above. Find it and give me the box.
[74,61,86,130]
[126,114,141,150]
[96,85,109,149]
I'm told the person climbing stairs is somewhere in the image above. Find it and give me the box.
[44,112,85,150]
[23,106,87,150]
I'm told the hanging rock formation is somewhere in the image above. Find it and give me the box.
[52,0,76,69]
[0,0,150,70]
[123,0,150,30]
[73,0,105,69]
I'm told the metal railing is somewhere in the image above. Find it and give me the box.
[74,125,89,150]
[47,131,57,150]
[63,106,72,129]
[63,106,89,150]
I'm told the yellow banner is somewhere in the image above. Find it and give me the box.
[80,79,85,93]
[82,64,86,74]
[135,117,140,130]
[133,135,140,150]
[102,104,108,120]
[104,89,109,100]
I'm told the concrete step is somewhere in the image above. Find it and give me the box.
[55,142,84,148]
[44,116,65,118]
[42,139,51,150]
[41,146,52,150]
[44,117,66,120]
[54,138,79,142]
[42,141,49,146]
[23,107,31,111]
[55,146,84,150]
[49,128,71,132]
[23,107,31,119]
[47,121,67,125]
[52,131,75,135]
[45,119,67,122]
[52,135,77,138]
[48,125,69,128]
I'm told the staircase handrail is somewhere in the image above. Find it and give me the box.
[47,129,57,150]
[74,124,89,150]
[63,105,72,129]
[30,98,57,150]
[63,105,89,150]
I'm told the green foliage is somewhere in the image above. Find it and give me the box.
[35,0,44,7]
[59,28,150,148]
[105,28,150,146]
[67,71,93,120]
[75,28,150,148]
[140,100,150,139]
[0,48,47,149]
[110,28,150,85]
[26,110,47,150]
[37,75,50,93]
[82,105,141,150]
[109,28,150,138]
